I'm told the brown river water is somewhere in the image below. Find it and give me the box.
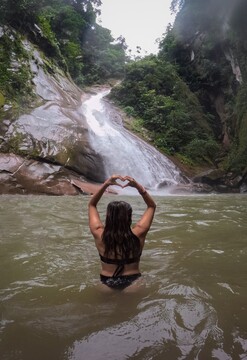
[0,193,247,360]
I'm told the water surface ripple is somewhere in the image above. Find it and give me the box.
[0,194,247,360]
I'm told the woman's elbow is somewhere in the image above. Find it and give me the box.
[150,201,156,210]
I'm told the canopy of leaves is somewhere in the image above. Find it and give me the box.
[110,56,216,161]
[0,0,127,85]
[156,0,247,171]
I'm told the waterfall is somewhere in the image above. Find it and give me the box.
[82,89,187,190]
[224,49,242,84]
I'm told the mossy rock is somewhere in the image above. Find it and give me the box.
[0,92,5,107]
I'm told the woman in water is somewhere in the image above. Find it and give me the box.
[88,174,156,291]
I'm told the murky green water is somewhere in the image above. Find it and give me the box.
[0,194,247,360]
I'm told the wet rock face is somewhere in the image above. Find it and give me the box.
[0,39,106,194]
[0,153,109,195]
[192,169,247,193]
[0,153,79,195]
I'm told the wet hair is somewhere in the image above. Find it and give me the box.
[102,201,141,259]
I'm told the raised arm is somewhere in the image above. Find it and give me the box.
[88,174,123,239]
[123,176,156,245]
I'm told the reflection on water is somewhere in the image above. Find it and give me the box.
[0,194,247,360]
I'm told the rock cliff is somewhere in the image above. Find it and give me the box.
[0,30,106,194]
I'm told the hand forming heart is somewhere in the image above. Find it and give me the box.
[109,175,136,188]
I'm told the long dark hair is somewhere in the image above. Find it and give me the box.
[102,201,141,259]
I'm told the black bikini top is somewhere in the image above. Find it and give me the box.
[99,254,141,277]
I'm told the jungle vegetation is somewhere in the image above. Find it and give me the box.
[0,0,127,89]
[110,0,247,173]
[0,0,247,173]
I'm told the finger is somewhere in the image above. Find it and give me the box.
[113,175,124,182]
[123,176,133,181]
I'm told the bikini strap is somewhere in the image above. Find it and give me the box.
[99,254,141,277]
[99,254,140,265]
[113,264,125,277]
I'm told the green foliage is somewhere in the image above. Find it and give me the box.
[226,84,247,172]
[0,31,34,107]
[155,0,247,171]
[0,92,5,107]
[236,84,247,119]
[0,0,102,27]
[60,41,83,81]
[1,0,126,87]
[4,131,25,154]
[0,0,48,28]
[110,56,216,163]
[226,139,247,173]
[37,15,58,46]
[130,118,144,132]
[175,153,195,167]
[81,24,127,84]
[184,138,220,162]
[123,106,136,117]
[42,4,87,41]
[40,2,127,84]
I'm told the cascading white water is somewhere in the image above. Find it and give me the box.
[82,89,187,189]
